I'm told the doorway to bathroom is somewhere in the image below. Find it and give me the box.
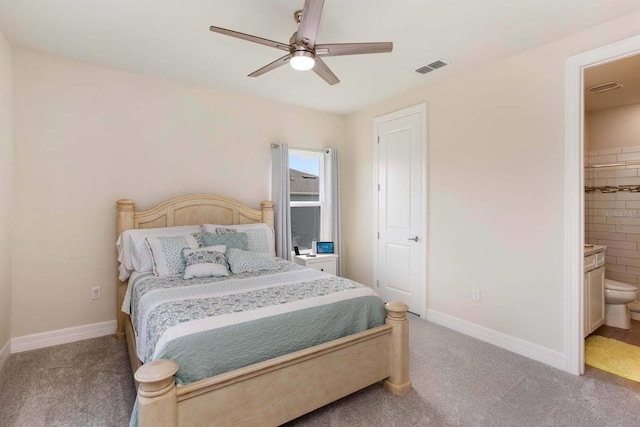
[565,34,640,383]
[582,53,640,387]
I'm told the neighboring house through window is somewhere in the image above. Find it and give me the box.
[289,149,324,251]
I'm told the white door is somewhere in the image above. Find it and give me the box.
[374,104,426,315]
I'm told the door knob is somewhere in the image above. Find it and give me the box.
[408,236,420,242]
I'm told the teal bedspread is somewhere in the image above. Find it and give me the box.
[124,259,385,383]
[126,260,385,426]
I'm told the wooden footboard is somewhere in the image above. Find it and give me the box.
[134,302,410,427]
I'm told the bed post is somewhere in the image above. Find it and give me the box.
[116,199,135,339]
[135,360,179,427]
[261,200,274,229]
[383,301,411,395]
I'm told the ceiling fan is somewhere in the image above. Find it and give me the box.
[209,0,393,85]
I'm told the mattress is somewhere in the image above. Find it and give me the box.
[122,259,386,385]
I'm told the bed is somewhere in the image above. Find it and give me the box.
[116,194,410,427]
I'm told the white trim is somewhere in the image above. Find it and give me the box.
[564,34,640,376]
[11,320,117,353]
[427,309,566,370]
[373,103,428,318]
[0,339,10,371]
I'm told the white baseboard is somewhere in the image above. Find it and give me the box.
[426,309,566,371]
[11,320,117,353]
[0,339,10,371]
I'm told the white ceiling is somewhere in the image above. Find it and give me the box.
[585,53,640,111]
[2,0,640,114]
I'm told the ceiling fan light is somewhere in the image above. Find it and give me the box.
[290,51,315,71]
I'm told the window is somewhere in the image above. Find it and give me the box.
[289,149,324,252]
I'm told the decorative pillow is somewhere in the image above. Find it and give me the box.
[183,245,229,279]
[132,229,204,273]
[215,228,237,235]
[202,232,248,252]
[145,234,200,276]
[227,248,279,274]
[117,225,202,280]
[202,223,275,257]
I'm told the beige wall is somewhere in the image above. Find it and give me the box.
[11,48,345,336]
[0,31,12,350]
[343,11,640,353]
[587,103,640,151]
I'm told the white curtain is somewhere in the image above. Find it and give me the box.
[323,148,342,276]
[271,143,292,260]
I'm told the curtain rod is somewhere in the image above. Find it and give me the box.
[271,143,329,154]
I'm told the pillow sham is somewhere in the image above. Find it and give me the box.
[227,248,279,274]
[116,233,135,281]
[215,227,237,235]
[145,233,200,276]
[124,226,202,275]
[183,245,229,279]
[117,225,202,280]
[202,232,248,252]
[202,223,275,257]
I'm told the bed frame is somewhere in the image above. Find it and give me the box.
[116,194,410,427]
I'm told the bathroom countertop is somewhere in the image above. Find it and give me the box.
[584,244,606,257]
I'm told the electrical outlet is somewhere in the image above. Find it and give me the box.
[91,286,101,300]
[472,288,481,301]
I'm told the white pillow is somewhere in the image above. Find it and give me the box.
[202,223,275,257]
[145,234,201,277]
[116,233,136,281]
[127,225,202,274]
[183,245,229,279]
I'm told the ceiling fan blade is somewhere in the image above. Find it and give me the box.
[315,42,393,57]
[296,0,324,48]
[312,57,340,85]
[209,26,291,51]
[248,54,291,77]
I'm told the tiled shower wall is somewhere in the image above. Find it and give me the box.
[586,147,640,292]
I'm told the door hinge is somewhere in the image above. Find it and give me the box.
[377,136,380,144]
[377,232,380,239]
[378,184,380,191]
[376,280,379,287]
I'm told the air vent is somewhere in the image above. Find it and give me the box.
[415,66,434,74]
[428,60,447,69]
[587,81,623,94]
[415,59,448,75]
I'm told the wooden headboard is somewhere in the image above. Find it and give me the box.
[115,194,274,338]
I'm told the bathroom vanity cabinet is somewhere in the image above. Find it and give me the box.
[584,247,606,337]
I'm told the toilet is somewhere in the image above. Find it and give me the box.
[604,279,639,329]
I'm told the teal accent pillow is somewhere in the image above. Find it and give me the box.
[202,232,248,252]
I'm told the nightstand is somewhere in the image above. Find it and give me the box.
[293,254,339,276]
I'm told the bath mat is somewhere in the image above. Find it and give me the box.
[585,335,640,383]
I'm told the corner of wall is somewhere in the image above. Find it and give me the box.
[0,29,14,354]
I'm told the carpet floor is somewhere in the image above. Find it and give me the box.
[2,315,640,426]
[0,334,135,426]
